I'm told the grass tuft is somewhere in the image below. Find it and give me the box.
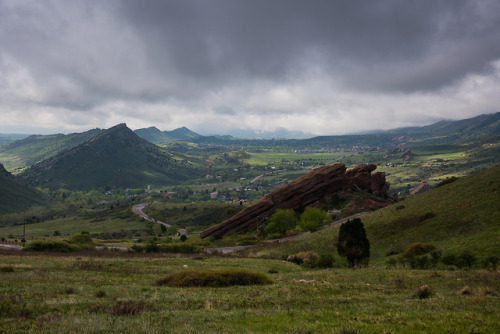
[111,300,145,316]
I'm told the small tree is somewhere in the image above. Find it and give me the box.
[264,209,298,237]
[337,218,370,267]
[298,207,332,232]
[152,223,162,237]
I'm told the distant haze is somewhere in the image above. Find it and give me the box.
[1,0,499,136]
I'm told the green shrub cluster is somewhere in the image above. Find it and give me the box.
[155,269,272,287]
[441,250,478,268]
[403,242,436,258]
[69,232,94,245]
[386,243,496,270]
[23,240,80,252]
[131,242,199,254]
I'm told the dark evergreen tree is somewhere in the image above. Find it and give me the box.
[337,218,370,267]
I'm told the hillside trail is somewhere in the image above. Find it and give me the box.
[204,211,369,254]
[132,203,187,235]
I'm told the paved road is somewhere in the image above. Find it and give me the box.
[204,212,369,254]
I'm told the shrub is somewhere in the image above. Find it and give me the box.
[458,250,477,268]
[69,232,94,245]
[315,254,335,268]
[385,257,398,269]
[460,286,472,296]
[23,240,79,252]
[63,287,76,294]
[0,264,15,272]
[265,209,298,237]
[414,285,433,299]
[299,207,332,232]
[296,251,319,268]
[482,255,499,270]
[155,270,272,287]
[95,290,107,298]
[436,176,458,187]
[403,242,436,258]
[441,253,458,266]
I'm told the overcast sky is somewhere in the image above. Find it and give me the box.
[1,0,499,137]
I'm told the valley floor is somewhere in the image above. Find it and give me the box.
[1,252,499,333]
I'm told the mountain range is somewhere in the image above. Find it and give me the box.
[0,112,498,197]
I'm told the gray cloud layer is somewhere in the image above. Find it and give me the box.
[1,0,499,136]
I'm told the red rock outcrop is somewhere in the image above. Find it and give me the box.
[200,163,392,238]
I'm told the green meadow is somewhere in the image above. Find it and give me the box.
[1,253,499,333]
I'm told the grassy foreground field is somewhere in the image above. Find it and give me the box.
[1,252,499,333]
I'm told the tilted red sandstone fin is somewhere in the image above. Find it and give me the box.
[200,163,392,238]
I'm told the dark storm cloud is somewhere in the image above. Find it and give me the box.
[0,0,499,135]
[119,0,500,92]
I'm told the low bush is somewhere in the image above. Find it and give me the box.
[482,255,499,270]
[23,240,80,253]
[155,270,272,287]
[441,251,478,268]
[315,254,335,268]
[0,264,15,272]
[95,290,107,298]
[296,251,319,268]
[69,233,94,245]
[414,285,433,299]
[403,242,436,258]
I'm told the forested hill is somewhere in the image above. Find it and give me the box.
[20,124,202,191]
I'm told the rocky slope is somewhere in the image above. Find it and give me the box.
[200,163,393,238]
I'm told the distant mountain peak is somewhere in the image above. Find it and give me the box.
[134,126,201,144]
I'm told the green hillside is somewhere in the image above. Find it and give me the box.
[20,124,202,191]
[0,128,103,172]
[0,163,47,214]
[392,112,500,145]
[248,164,500,263]
[0,134,29,148]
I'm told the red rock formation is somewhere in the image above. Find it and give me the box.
[200,163,392,238]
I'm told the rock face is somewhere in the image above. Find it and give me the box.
[200,163,392,238]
